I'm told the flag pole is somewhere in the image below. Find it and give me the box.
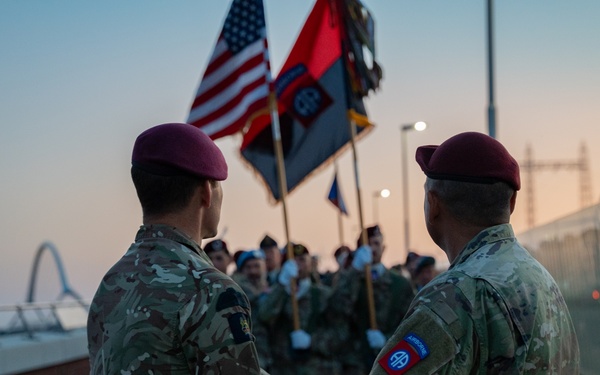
[261,0,300,332]
[348,119,377,330]
[334,161,345,245]
[268,91,301,331]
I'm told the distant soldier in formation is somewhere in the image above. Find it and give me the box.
[412,255,436,292]
[87,123,264,374]
[371,132,580,374]
[331,225,415,374]
[258,243,344,375]
[260,234,282,286]
[203,238,232,274]
[321,244,352,287]
[232,249,273,371]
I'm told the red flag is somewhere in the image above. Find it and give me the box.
[187,0,270,140]
[240,0,380,201]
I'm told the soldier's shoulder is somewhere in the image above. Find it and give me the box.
[413,272,477,314]
[387,268,412,284]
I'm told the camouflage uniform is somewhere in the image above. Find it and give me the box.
[370,224,580,374]
[332,264,415,374]
[87,225,263,374]
[257,282,344,375]
[232,273,273,372]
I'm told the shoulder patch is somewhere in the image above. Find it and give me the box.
[378,333,429,374]
[216,287,250,311]
[228,312,253,344]
[373,305,457,374]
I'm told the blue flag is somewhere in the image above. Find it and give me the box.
[328,173,348,215]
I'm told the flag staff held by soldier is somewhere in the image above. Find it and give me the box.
[87,123,268,374]
[370,132,580,374]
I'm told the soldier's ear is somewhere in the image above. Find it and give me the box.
[198,180,213,208]
[425,189,440,224]
[509,191,517,214]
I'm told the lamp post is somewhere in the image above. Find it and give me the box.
[372,188,390,224]
[400,121,427,252]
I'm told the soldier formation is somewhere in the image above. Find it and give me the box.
[87,123,580,374]
[202,227,422,375]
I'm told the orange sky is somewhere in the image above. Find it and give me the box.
[1,0,599,304]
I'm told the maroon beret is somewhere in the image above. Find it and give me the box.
[132,123,227,181]
[415,132,520,190]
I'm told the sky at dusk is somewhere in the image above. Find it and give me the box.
[1,0,599,305]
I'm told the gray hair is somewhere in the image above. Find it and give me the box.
[426,177,514,227]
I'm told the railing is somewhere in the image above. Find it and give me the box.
[0,299,90,338]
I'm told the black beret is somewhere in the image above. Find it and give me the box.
[259,234,278,249]
[356,225,383,247]
[415,132,520,190]
[414,256,436,276]
[204,239,230,256]
[282,242,310,261]
[132,123,227,181]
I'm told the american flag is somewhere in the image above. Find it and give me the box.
[187,0,270,140]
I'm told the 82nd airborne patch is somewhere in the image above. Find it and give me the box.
[377,333,429,374]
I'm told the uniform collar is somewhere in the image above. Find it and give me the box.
[449,223,514,269]
[135,224,202,255]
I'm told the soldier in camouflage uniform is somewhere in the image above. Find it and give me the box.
[331,226,415,374]
[204,238,233,275]
[87,123,265,374]
[371,132,580,374]
[260,235,282,286]
[231,250,273,371]
[258,243,344,375]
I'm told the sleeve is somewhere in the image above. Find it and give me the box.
[309,286,348,356]
[382,273,416,338]
[256,283,289,325]
[370,282,477,375]
[328,268,363,317]
[179,280,263,374]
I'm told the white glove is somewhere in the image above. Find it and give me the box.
[290,329,311,349]
[367,329,387,349]
[352,245,373,271]
[294,278,311,298]
[278,259,298,287]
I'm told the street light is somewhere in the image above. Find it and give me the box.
[372,189,390,224]
[400,121,427,252]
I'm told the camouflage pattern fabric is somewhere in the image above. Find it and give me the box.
[232,273,273,371]
[257,282,344,375]
[331,264,415,373]
[370,224,580,375]
[87,225,263,374]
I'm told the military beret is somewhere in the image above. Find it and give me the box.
[259,234,278,249]
[356,225,383,247]
[282,242,310,261]
[334,245,351,258]
[414,256,436,276]
[204,239,230,256]
[236,249,266,270]
[415,132,520,190]
[132,123,228,181]
[405,251,420,265]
